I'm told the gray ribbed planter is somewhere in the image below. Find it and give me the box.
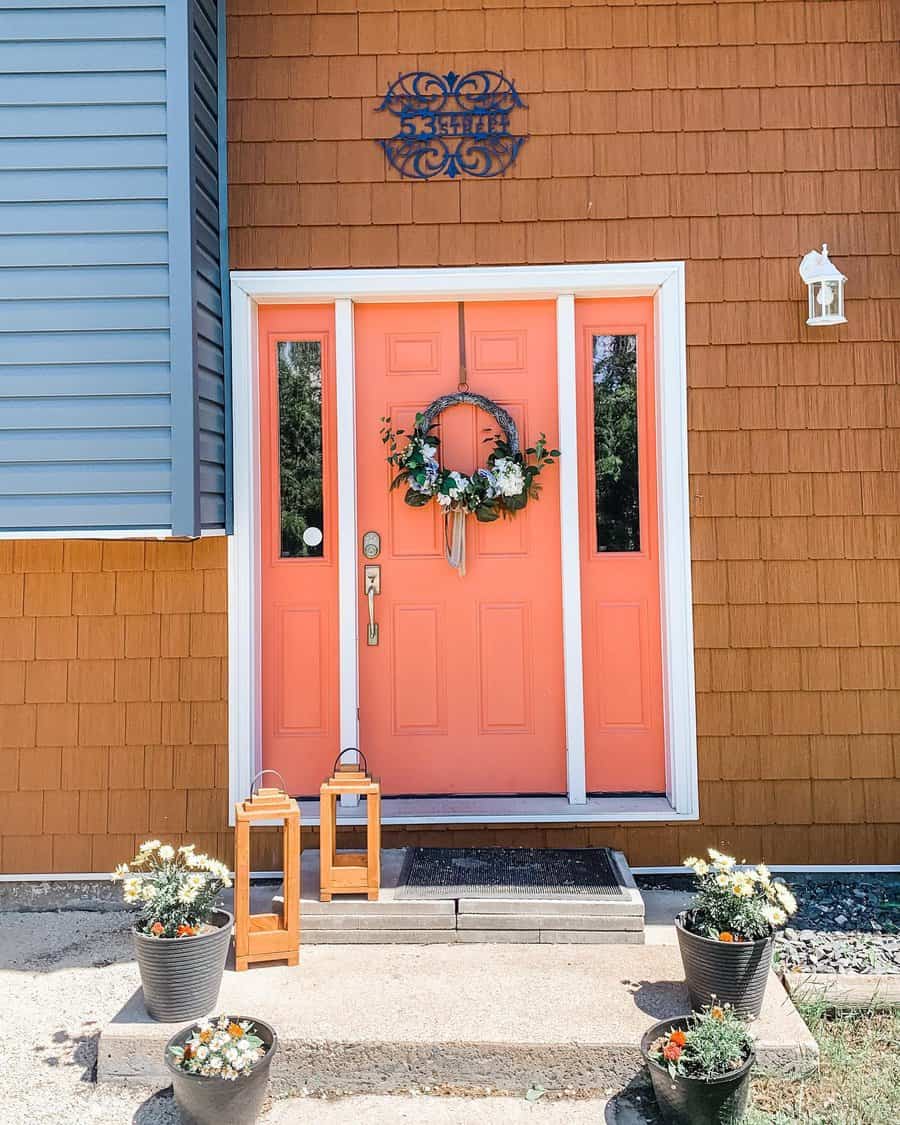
[164,1017,277,1125]
[641,1016,754,1125]
[133,909,232,1022]
[676,912,772,1019]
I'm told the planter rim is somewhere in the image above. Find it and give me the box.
[640,1015,755,1087]
[164,1016,278,1085]
[675,911,774,950]
[132,908,234,944]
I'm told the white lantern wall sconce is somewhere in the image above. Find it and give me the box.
[799,244,847,327]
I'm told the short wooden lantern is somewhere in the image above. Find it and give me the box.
[234,771,300,971]
[319,749,381,902]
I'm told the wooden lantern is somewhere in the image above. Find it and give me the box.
[234,772,300,971]
[319,749,381,902]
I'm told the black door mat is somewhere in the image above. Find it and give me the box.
[395,847,625,900]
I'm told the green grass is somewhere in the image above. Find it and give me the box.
[745,1002,900,1125]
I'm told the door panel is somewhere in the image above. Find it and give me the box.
[355,301,565,796]
[259,305,339,795]
[576,298,665,793]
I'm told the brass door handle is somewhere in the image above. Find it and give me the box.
[364,564,380,646]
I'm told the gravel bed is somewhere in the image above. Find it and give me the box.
[775,878,899,976]
[637,872,900,976]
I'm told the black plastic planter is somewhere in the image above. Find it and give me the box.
[164,1017,277,1125]
[133,909,233,1022]
[641,1016,754,1125]
[676,912,772,1018]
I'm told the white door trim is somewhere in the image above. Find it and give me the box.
[228,263,697,824]
[555,293,587,805]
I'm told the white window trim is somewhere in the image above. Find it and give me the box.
[228,263,697,825]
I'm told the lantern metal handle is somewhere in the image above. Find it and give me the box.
[249,768,290,797]
[332,747,368,776]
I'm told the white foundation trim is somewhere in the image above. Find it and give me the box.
[228,263,697,824]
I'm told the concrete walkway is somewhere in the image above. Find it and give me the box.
[99,937,817,1092]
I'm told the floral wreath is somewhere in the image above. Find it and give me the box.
[380,392,559,524]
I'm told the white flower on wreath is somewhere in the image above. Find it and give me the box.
[421,443,438,460]
[447,471,469,498]
[492,458,525,497]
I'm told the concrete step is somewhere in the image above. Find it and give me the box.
[284,849,645,943]
[97,943,818,1093]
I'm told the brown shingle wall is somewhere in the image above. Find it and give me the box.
[0,539,229,874]
[226,0,899,866]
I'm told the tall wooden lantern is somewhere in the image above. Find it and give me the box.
[319,749,381,902]
[234,771,300,971]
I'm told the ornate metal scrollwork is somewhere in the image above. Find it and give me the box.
[377,70,527,180]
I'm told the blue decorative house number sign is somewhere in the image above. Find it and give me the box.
[377,70,527,180]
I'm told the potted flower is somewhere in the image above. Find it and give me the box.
[165,1015,277,1125]
[641,1003,755,1125]
[677,850,798,1017]
[114,840,233,1021]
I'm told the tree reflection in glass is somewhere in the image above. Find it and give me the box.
[277,340,324,558]
[593,334,639,552]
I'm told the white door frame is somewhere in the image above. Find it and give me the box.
[228,263,697,824]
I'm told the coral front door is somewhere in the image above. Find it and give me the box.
[354,302,566,795]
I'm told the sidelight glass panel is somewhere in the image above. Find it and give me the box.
[277,340,324,558]
[592,333,640,552]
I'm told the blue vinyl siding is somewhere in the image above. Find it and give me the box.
[0,0,230,535]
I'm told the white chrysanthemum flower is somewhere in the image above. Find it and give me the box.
[774,884,797,914]
[177,886,198,905]
[158,844,175,861]
[755,863,772,883]
[493,458,525,497]
[693,860,709,876]
[112,863,130,880]
[684,856,699,868]
[123,888,140,904]
[763,904,787,928]
[715,873,730,888]
[140,840,161,853]
[196,1045,209,1061]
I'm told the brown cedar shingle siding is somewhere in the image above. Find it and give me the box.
[0,1,896,872]
[224,0,899,865]
[0,539,229,874]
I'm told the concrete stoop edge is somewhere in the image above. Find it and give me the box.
[97,946,819,1093]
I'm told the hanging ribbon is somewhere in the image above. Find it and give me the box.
[444,508,467,576]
